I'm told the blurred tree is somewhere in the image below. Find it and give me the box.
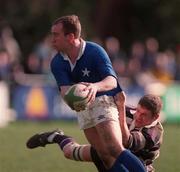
[0,0,95,59]
[92,0,132,49]
[92,0,180,50]
[0,0,180,59]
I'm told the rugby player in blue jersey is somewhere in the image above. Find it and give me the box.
[26,15,146,172]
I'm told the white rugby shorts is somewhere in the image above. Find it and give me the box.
[77,95,119,129]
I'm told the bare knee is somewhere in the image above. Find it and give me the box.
[97,149,111,166]
[107,144,124,157]
[96,144,124,168]
[63,148,72,159]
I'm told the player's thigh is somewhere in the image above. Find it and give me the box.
[84,127,102,147]
[96,120,124,156]
[84,127,110,159]
[84,122,122,167]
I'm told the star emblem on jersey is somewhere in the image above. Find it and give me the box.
[82,68,90,77]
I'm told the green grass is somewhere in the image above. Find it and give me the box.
[0,121,179,172]
[154,124,180,172]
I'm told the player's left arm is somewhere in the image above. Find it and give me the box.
[85,75,117,92]
[82,45,118,103]
[82,75,117,103]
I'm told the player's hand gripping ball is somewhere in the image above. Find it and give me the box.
[64,83,89,112]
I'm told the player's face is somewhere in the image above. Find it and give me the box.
[51,23,68,52]
[134,104,156,128]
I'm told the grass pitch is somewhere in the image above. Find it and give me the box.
[0,121,179,172]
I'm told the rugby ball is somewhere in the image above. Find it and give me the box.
[64,83,89,111]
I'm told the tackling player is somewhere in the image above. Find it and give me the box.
[27,94,163,172]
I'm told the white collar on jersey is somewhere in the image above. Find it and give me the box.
[144,119,158,128]
[60,39,86,71]
[129,119,158,131]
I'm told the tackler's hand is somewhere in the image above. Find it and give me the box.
[114,91,126,108]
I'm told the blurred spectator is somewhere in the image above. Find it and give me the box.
[164,49,176,78]
[123,41,145,95]
[0,81,16,127]
[0,49,16,127]
[150,52,174,84]
[142,37,159,71]
[127,41,145,77]
[105,36,126,62]
[112,58,126,76]
[25,52,42,74]
[91,36,104,47]
[1,26,22,65]
[0,49,11,82]
[175,45,180,80]
[34,34,54,74]
[104,36,127,78]
[130,41,146,60]
[34,34,52,60]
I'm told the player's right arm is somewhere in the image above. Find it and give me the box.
[60,86,71,97]
[114,91,130,147]
[50,54,73,98]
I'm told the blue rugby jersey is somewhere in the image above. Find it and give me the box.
[51,41,122,97]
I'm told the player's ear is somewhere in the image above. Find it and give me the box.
[66,33,75,43]
[153,113,159,121]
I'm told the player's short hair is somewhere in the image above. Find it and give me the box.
[138,94,162,116]
[52,15,81,38]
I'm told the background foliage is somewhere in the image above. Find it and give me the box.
[0,0,180,55]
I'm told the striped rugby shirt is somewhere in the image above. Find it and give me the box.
[126,106,164,172]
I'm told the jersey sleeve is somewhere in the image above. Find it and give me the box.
[50,56,72,89]
[127,124,163,152]
[127,131,146,151]
[93,45,117,79]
